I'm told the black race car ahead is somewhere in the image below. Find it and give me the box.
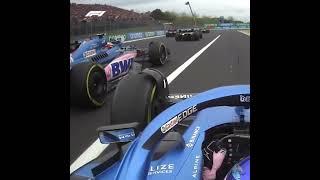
[201,28,210,33]
[165,29,177,37]
[175,28,203,41]
[194,28,203,38]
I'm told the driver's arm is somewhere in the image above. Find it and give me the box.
[202,149,226,180]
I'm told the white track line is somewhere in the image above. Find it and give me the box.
[123,35,165,43]
[70,34,221,174]
[238,30,250,36]
[70,139,107,174]
[166,34,221,83]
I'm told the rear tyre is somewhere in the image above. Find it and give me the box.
[148,41,168,65]
[111,73,161,128]
[190,35,195,41]
[70,62,107,108]
[175,35,181,41]
[194,32,200,41]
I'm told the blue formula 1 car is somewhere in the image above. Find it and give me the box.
[70,34,170,107]
[70,83,250,180]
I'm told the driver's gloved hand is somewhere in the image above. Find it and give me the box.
[202,149,226,180]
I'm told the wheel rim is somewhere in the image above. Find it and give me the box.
[91,72,105,97]
[87,66,106,106]
[159,45,166,64]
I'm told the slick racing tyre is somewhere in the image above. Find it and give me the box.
[190,34,195,41]
[175,35,181,41]
[148,41,168,65]
[111,73,161,129]
[70,62,107,108]
[194,32,200,41]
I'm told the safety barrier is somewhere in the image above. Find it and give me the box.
[88,30,166,43]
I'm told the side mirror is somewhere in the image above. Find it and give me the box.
[97,122,140,144]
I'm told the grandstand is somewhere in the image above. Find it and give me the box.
[70,3,153,25]
[70,3,163,40]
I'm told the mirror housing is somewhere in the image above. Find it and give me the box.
[97,122,140,144]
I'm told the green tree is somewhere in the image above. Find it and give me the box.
[227,16,234,22]
[163,11,176,22]
[150,9,165,20]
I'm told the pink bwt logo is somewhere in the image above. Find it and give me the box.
[105,65,112,80]
[104,52,136,81]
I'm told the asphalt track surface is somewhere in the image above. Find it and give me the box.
[70,30,250,164]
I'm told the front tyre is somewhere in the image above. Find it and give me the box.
[111,73,161,128]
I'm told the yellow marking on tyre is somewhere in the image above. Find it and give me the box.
[147,85,157,123]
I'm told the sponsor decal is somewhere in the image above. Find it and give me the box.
[105,58,133,81]
[168,94,193,99]
[111,58,133,77]
[145,31,156,37]
[127,32,144,40]
[83,49,96,58]
[105,53,136,80]
[186,143,193,148]
[240,95,250,103]
[155,31,165,36]
[99,128,135,143]
[148,164,174,176]
[108,34,127,42]
[192,155,201,178]
[118,131,135,140]
[186,126,200,148]
[161,105,197,133]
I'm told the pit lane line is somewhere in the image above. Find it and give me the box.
[70,34,222,174]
